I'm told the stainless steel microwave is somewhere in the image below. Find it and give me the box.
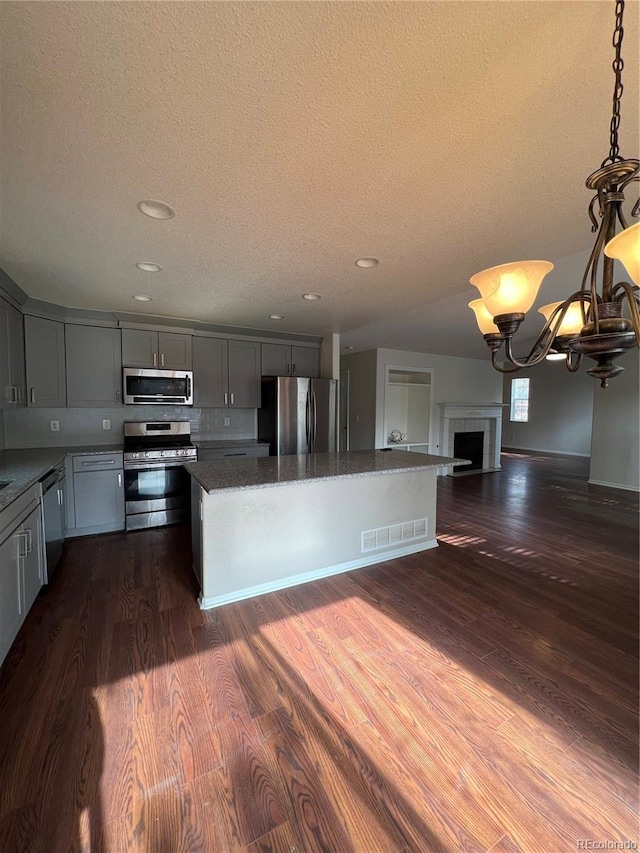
[123,368,193,405]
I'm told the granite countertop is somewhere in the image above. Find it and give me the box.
[0,445,124,512]
[195,439,270,449]
[186,449,465,495]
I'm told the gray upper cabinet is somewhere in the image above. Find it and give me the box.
[159,332,192,369]
[193,337,228,407]
[24,315,66,408]
[66,324,122,407]
[121,329,192,369]
[228,340,261,407]
[291,346,319,378]
[0,297,25,408]
[261,343,289,376]
[261,343,319,378]
[192,337,260,408]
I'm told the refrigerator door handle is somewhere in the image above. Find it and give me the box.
[312,390,318,449]
[305,390,311,450]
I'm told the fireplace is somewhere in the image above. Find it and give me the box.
[453,431,484,472]
[438,402,503,475]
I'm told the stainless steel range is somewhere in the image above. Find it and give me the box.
[123,421,197,531]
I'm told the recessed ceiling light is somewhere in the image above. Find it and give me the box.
[355,257,379,268]
[133,295,153,302]
[302,293,321,301]
[136,262,162,272]
[137,199,175,220]
[269,314,285,320]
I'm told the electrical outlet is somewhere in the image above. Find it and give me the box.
[102,419,111,431]
[223,417,231,427]
[49,420,59,432]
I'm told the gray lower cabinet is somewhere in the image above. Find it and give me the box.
[261,343,319,378]
[0,297,26,408]
[66,324,123,406]
[24,315,66,407]
[69,453,125,535]
[0,520,23,665]
[192,337,260,408]
[122,329,192,369]
[0,486,44,667]
[20,505,44,614]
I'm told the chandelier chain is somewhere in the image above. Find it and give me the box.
[602,0,626,166]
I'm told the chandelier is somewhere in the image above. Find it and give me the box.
[468,0,639,388]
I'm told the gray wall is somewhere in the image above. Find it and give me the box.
[0,412,5,451]
[341,350,377,450]
[589,350,640,491]
[501,360,594,456]
[2,405,256,449]
[374,348,503,453]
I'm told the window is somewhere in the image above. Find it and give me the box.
[510,377,530,422]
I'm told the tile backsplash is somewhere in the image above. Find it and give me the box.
[3,405,257,448]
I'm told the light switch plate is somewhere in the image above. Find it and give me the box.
[49,420,59,432]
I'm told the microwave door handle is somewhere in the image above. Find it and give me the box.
[186,376,191,401]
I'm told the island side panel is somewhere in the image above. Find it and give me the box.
[199,468,438,609]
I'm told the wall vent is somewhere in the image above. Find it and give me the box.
[361,517,428,553]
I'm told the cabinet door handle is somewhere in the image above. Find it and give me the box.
[287,363,290,375]
[153,352,158,367]
[117,472,122,488]
[26,528,32,553]
[230,392,234,405]
[15,531,28,558]
[161,353,165,367]
[224,392,228,405]
[83,459,115,465]
[57,488,64,506]
[292,364,296,376]
[30,388,35,404]
[116,389,121,404]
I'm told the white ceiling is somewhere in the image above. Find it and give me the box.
[0,1,638,357]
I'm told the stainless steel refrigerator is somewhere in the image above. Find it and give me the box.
[258,377,338,455]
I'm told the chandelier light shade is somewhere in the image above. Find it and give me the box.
[468,299,500,335]
[604,221,640,285]
[538,301,586,337]
[469,0,639,388]
[470,261,554,317]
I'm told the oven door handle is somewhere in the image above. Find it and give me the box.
[124,459,192,471]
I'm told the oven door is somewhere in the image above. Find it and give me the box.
[124,460,191,516]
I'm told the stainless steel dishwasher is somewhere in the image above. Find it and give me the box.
[40,465,66,581]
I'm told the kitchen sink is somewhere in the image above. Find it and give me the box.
[0,481,14,491]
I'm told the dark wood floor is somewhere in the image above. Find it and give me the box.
[0,451,638,852]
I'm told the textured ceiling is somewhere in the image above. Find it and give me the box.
[0,1,638,354]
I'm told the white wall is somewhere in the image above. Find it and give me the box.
[501,361,594,456]
[340,350,378,450]
[374,349,503,453]
[589,350,640,491]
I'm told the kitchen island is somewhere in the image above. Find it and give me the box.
[187,449,462,610]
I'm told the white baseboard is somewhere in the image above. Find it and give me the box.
[588,478,640,493]
[198,538,438,610]
[501,445,590,458]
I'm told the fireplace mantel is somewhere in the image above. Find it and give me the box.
[438,402,504,472]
